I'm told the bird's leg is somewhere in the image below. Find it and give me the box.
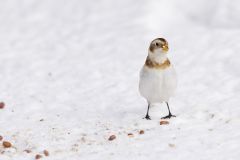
[161,102,176,119]
[144,103,151,120]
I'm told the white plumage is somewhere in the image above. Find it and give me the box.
[139,64,177,103]
[139,38,177,120]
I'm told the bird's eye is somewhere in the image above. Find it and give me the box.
[156,43,159,46]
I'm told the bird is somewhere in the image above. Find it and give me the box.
[139,38,177,120]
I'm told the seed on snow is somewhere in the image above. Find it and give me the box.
[2,141,12,148]
[127,133,134,137]
[160,121,169,125]
[23,149,31,153]
[108,135,116,141]
[35,154,42,159]
[0,102,5,109]
[43,150,49,156]
[168,143,176,148]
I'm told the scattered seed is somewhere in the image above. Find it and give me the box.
[127,133,134,137]
[23,149,31,153]
[168,143,175,148]
[139,130,144,134]
[0,102,5,109]
[160,121,169,125]
[2,141,12,148]
[108,135,116,141]
[35,154,42,159]
[43,150,49,156]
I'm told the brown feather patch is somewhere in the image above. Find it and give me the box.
[145,57,171,69]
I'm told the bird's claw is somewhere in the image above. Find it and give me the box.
[144,115,151,120]
[161,114,176,119]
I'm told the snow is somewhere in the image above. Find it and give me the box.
[0,0,240,159]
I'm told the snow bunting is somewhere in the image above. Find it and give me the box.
[139,38,177,120]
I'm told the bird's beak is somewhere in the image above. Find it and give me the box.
[162,45,169,53]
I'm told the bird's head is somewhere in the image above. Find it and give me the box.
[149,38,169,54]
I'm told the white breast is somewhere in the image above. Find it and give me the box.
[139,65,177,103]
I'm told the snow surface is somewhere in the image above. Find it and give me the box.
[0,0,240,159]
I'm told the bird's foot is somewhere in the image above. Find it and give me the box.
[144,115,151,120]
[161,114,176,119]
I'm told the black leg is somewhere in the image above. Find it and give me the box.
[144,103,151,120]
[161,102,176,119]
